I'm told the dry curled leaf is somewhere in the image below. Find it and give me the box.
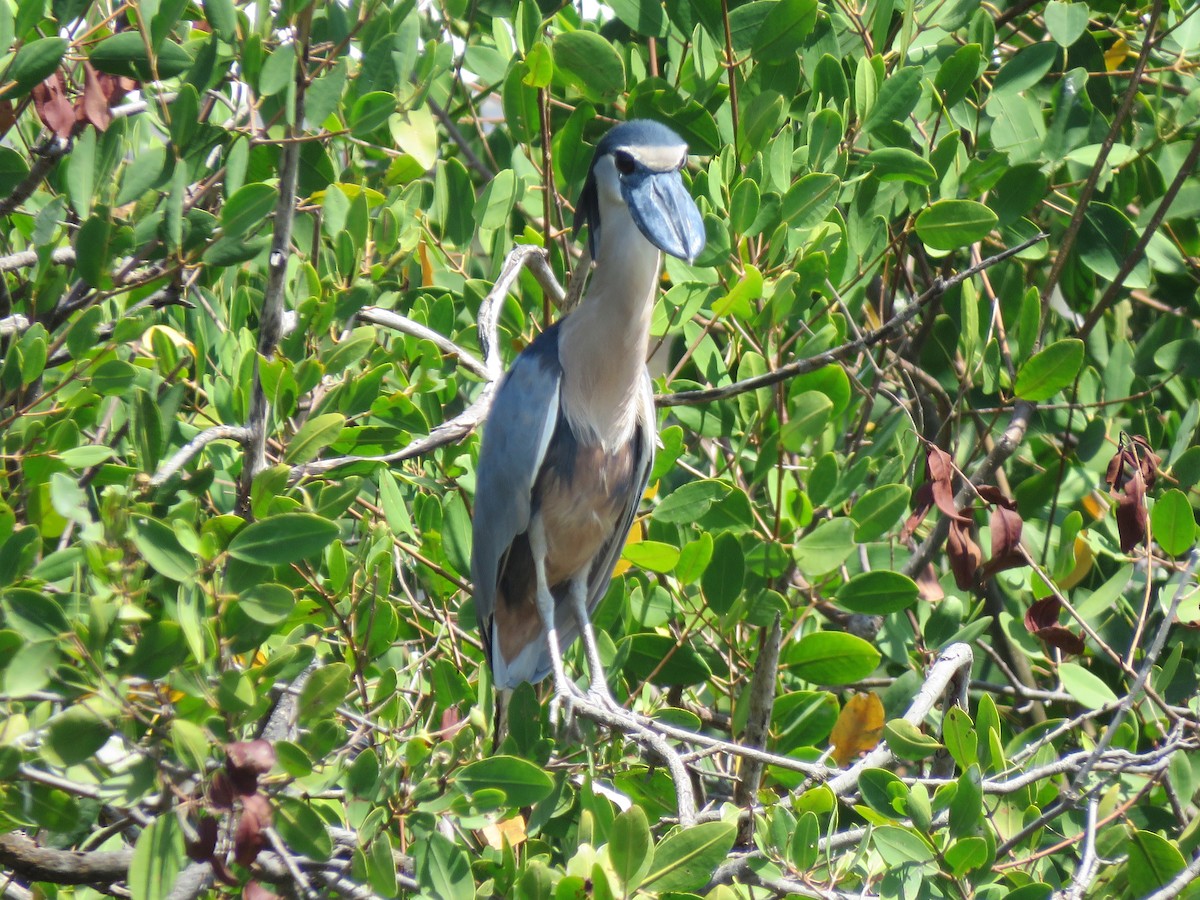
[1116,472,1148,553]
[1105,434,1159,494]
[829,691,884,767]
[234,793,272,867]
[947,517,982,590]
[481,815,528,850]
[226,740,276,796]
[978,486,1025,577]
[1023,596,1085,655]
[32,71,75,139]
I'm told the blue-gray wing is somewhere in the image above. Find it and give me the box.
[470,325,563,667]
[556,372,655,651]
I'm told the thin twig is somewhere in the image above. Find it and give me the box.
[149,425,251,487]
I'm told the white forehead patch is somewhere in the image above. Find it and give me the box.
[614,143,688,172]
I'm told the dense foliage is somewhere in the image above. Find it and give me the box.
[1,0,1200,896]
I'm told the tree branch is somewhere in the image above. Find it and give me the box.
[0,833,131,886]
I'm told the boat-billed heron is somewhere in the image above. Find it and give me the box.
[471,120,705,715]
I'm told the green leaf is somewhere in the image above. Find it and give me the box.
[780,392,833,449]
[852,484,911,541]
[915,199,998,250]
[131,515,196,582]
[221,182,278,239]
[227,513,339,566]
[128,814,185,900]
[1058,662,1118,709]
[792,518,856,575]
[883,718,943,760]
[622,633,712,686]
[1014,338,1084,401]
[0,147,29,195]
[789,632,880,684]
[453,756,554,807]
[415,832,473,900]
[862,65,922,133]
[643,822,737,892]
[88,31,194,79]
[350,91,396,137]
[203,0,237,41]
[943,707,978,769]
[299,662,351,719]
[873,824,935,865]
[1151,490,1195,557]
[522,41,554,87]
[622,540,680,573]
[474,168,517,231]
[655,480,731,523]
[609,805,653,890]
[753,0,818,63]
[240,583,294,625]
[552,31,624,98]
[2,37,67,97]
[275,797,334,860]
[835,571,919,615]
[607,0,667,37]
[782,172,841,226]
[935,43,983,107]
[44,704,111,766]
[702,532,744,614]
[283,413,345,464]
[1126,829,1186,891]
[1045,1,1089,47]
[5,642,59,695]
[862,148,937,185]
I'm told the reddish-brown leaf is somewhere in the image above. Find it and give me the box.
[947,518,982,590]
[186,815,218,862]
[1035,625,1086,655]
[926,445,966,522]
[32,72,75,139]
[914,563,945,602]
[226,740,276,795]
[902,481,934,541]
[981,503,1025,576]
[1024,595,1062,633]
[1106,435,1161,494]
[210,771,235,809]
[0,100,16,135]
[234,794,272,867]
[243,882,282,900]
[1116,472,1148,553]
[79,62,112,131]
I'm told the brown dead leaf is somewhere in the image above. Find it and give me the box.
[902,481,934,541]
[947,517,982,590]
[0,100,15,135]
[926,445,966,522]
[1116,472,1148,553]
[32,71,75,139]
[80,62,112,131]
[1023,596,1084,655]
[226,740,276,796]
[914,563,944,602]
[980,489,1025,578]
[829,691,884,767]
[234,793,272,867]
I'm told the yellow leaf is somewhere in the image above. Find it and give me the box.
[612,517,645,577]
[1057,534,1094,590]
[1082,490,1108,520]
[1104,38,1129,71]
[481,815,527,850]
[829,691,884,767]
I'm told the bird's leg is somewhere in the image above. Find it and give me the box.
[528,521,575,722]
[566,576,623,712]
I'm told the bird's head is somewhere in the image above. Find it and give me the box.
[573,119,706,265]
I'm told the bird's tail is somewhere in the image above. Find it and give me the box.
[491,687,513,753]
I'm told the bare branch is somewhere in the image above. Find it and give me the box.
[150,425,251,488]
[237,19,312,515]
[734,612,781,843]
[355,306,489,380]
[0,248,76,273]
[0,833,131,886]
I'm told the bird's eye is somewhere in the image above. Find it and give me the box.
[614,151,635,175]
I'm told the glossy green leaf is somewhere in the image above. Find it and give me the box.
[3,37,67,97]
[862,148,937,184]
[789,632,880,684]
[221,182,278,239]
[915,199,998,249]
[132,515,196,582]
[1151,490,1195,557]
[553,31,624,98]
[643,822,737,892]
[792,518,856,575]
[1059,662,1118,709]
[851,484,911,541]
[753,0,818,63]
[227,513,339,565]
[609,804,653,890]
[88,32,193,79]
[1014,338,1084,401]
[1045,1,1089,46]
[836,571,919,614]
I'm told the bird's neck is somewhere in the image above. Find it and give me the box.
[559,214,661,450]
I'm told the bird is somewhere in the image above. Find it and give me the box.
[470,119,705,719]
